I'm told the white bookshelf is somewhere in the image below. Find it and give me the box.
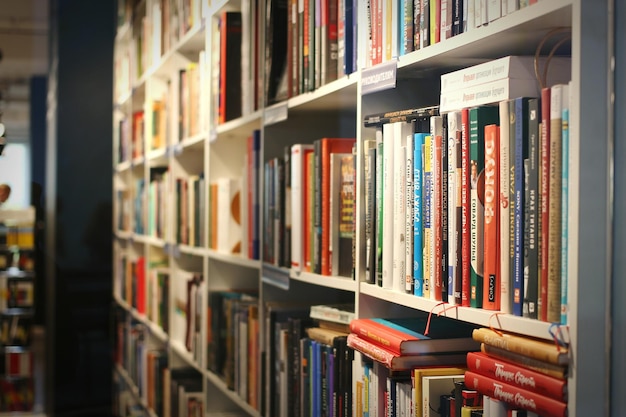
[112,0,612,415]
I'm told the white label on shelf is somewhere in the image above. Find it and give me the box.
[209,128,217,143]
[261,264,290,290]
[361,59,398,95]
[263,102,289,126]
[173,144,183,157]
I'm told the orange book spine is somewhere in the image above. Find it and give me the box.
[305,152,315,271]
[483,124,500,310]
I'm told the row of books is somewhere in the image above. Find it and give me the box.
[0,224,35,249]
[364,0,542,68]
[114,0,202,101]
[0,276,34,311]
[263,137,357,278]
[364,63,572,324]
[0,247,35,272]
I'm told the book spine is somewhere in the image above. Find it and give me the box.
[414,133,426,296]
[413,0,421,50]
[482,123,500,310]
[522,98,541,319]
[406,126,415,293]
[393,122,408,292]
[382,124,396,289]
[464,371,567,417]
[423,135,432,298]
[481,343,566,380]
[461,108,471,306]
[498,100,511,315]
[441,116,450,303]
[349,319,408,355]
[347,333,395,368]
[513,98,530,316]
[547,84,568,323]
[472,328,567,365]
[466,352,567,402]
[560,105,569,325]
[433,133,443,301]
[376,129,385,286]
[366,142,378,284]
[539,87,551,321]
[448,112,463,305]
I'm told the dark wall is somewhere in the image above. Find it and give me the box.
[48,1,115,415]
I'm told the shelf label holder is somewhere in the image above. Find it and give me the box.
[361,59,398,95]
[261,264,290,290]
[263,102,289,126]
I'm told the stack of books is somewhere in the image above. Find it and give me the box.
[347,316,479,371]
[464,327,568,417]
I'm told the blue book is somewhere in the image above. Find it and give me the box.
[326,344,334,417]
[513,98,531,316]
[413,133,426,296]
[312,340,321,417]
[561,107,569,325]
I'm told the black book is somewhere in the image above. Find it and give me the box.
[363,105,439,128]
[265,0,289,105]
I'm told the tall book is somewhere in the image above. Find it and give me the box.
[539,87,551,321]
[405,124,415,293]
[413,132,427,296]
[498,100,512,315]
[265,0,289,104]
[331,152,356,277]
[423,134,433,298]
[560,103,570,325]
[447,111,463,305]
[291,144,315,271]
[512,97,531,316]
[460,108,471,306]
[382,123,395,289]
[376,128,385,286]
[547,83,569,323]
[469,106,499,308]
[218,11,243,123]
[364,139,378,284]
[482,123,499,310]
[431,116,444,301]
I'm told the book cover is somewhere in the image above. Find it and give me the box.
[498,100,512,315]
[413,366,468,416]
[219,11,243,123]
[310,303,355,325]
[413,132,427,296]
[464,370,567,417]
[482,123,500,310]
[461,108,471,307]
[349,316,479,355]
[469,106,499,308]
[347,333,468,371]
[466,351,567,401]
[481,343,567,380]
[547,83,569,323]
[539,87,551,321]
[291,144,315,270]
[423,134,432,299]
[472,328,568,366]
[513,97,531,316]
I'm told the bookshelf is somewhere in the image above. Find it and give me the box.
[112,0,611,416]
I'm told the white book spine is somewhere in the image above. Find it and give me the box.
[487,0,501,21]
[382,123,396,289]
[499,101,511,315]
[393,121,408,292]
[405,124,415,293]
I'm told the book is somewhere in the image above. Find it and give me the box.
[349,316,479,355]
[440,56,571,93]
[347,333,468,371]
[539,86,551,321]
[447,111,463,305]
[218,11,243,123]
[498,100,512,315]
[464,370,567,417]
[413,132,427,296]
[306,326,349,346]
[460,108,471,307]
[335,152,355,277]
[472,328,568,365]
[364,139,378,284]
[423,374,466,417]
[265,0,289,104]
[482,123,500,310]
[469,106,499,308]
[481,343,567,381]
[466,351,567,401]
[310,303,355,324]
[291,144,314,270]
[382,123,395,289]
[363,106,440,127]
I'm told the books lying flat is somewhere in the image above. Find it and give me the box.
[349,316,479,356]
[347,333,467,371]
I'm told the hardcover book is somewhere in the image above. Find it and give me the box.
[349,316,479,355]
[347,333,468,371]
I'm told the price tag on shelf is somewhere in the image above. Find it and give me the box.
[173,144,183,157]
[263,102,288,126]
[172,244,181,259]
[209,128,218,144]
[361,59,398,95]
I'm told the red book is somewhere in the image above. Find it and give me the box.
[347,333,467,371]
[467,352,566,402]
[540,87,551,322]
[318,138,356,276]
[483,124,500,310]
[305,151,315,271]
[136,256,146,314]
[349,317,478,356]
[464,370,567,417]
[461,108,471,306]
